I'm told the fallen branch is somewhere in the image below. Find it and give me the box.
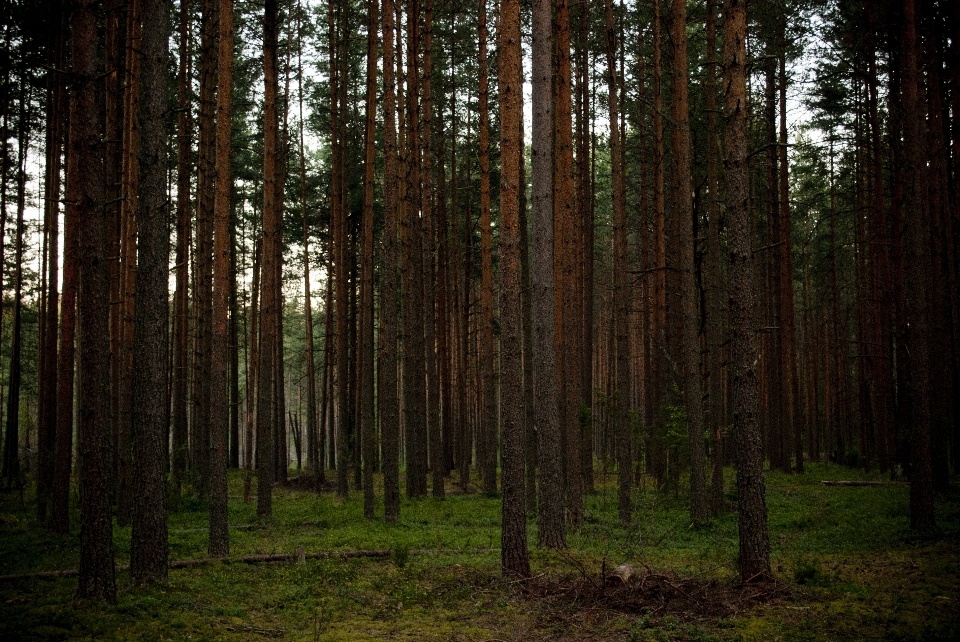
[821,481,908,487]
[0,568,82,581]
[223,625,284,638]
[0,547,496,582]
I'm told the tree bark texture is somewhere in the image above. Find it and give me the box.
[478,0,497,497]
[671,0,708,525]
[380,0,401,523]
[604,0,630,526]
[532,0,565,549]
[172,0,193,500]
[193,0,217,500]
[74,0,117,600]
[131,0,172,584]
[360,0,378,516]
[258,0,281,517]
[705,0,725,515]
[899,0,935,531]
[554,0,581,525]
[723,0,771,582]
[421,0,442,500]
[498,0,530,579]
[209,0,234,557]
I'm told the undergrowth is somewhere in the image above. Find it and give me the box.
[1,463,957,641]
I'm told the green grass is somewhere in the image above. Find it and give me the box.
[1,463,958,641]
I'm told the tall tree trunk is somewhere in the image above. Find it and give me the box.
[576,0,594,496]
[117,0,142,525]
[322,270,334,472]
[2,83,27,488]
[437,107,454,477]
[477,0,497,496]
[421,0,444,498]
[208,0,233,557]
[275,37,292,487]
[243,235,261,501]
[671,0,708,525]
[172,0,193,501]
[131,0,172,583]
[422,0,442,500]
[532,0,565,549]
[498,0,530,578]
[520,118,537,512]
[723,0,771,581]
[381,0,401,522]
[920,4,953,493]
[258,0,281,517]
[193,0,217,500]
[296,2,319,490]
[229,202,240,469]
[52,108,79,534]
[900,0,935,530]
[37,6,67,522]
[778,36,801,474]
[763,62,783,471]
[402,0,427,497]
[74,0,116,599]
[555,0,581,525]
[705,0,725,515]
[455,102,472,493]
[329,0,349,499]
[950,1,960,477]
[104,0,123,513]
[0,72,8,468]
[360,0,378,516]
[650,0,667,482]
[864,3,891,474]
[605,0,630,525]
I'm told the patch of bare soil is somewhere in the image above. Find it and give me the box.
[520,563,793,635]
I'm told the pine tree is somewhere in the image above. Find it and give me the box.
[171,0,193,502]
[724,0,771,581]
[704,0,726,515]
[74,0,116,600]
[194,0,218,500]
[532,0,565,549]
[360,0,378,517]
[899,0,935,531]
[131,0,172,583]
[554,0,581,525]
[209,0,234,556]
[258,0,282,517]
[478,0,497,496]
[380,0,401,523]
[498,0,530,578]
[671,0,708,525]
[605,0,630,526]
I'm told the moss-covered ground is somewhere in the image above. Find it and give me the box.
[1,463,957,641]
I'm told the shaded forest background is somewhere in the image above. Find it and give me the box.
[0,0,956,600]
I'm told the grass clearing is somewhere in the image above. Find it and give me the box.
[1,463,958,641]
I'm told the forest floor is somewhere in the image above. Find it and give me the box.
[1,463,958,641]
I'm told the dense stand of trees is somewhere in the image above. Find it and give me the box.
[0,0,956,595]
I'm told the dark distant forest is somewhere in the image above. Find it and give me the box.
[0,0,958,639]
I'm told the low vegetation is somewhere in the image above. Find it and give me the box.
[2,463,958,641]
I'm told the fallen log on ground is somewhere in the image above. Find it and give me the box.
[0,547,494,582]
[821,480,908,487]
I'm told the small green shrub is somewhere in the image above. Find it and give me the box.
[793,556,837,587]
